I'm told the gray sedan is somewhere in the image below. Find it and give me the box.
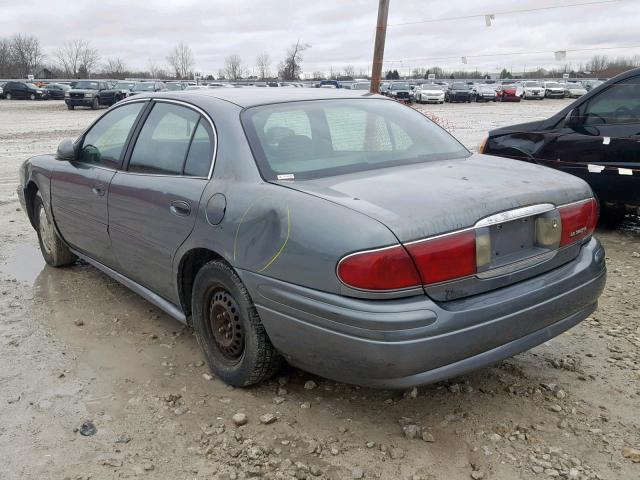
[17,89,606,388]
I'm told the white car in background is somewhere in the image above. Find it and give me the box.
[562,82,588,98]
[521,81,545,100]
[413,83,445,104]
[543,81,566,98]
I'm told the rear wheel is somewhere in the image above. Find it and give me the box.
[601,204,626,228]
[34,192,77,267]
[192,260,282,387]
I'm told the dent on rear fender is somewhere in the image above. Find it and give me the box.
[232,196,291,273]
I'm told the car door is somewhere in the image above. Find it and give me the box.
[108,100,215,302]
[50,101,147,267]
[538,75,640,207]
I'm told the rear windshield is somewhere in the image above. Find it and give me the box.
[242,99,469,181]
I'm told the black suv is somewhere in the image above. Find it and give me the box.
[65,80,110,110]
[482,68,640,224]
[97,81,137,106]
[3,81,47,100]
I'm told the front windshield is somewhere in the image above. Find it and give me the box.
[391,83,410,90]
[545,82,561,88]
[75,81,99,90]
[452,83,469,90]
[166,83,183,91]
[524,82,541,87]
[242,99,470,181]
[133,83,156,91]
[115,82,135,89]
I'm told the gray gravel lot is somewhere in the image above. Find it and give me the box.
[0,99,638,480]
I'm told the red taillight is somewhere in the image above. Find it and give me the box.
[337,245,421,291]
[559,198,598,246]
[406,230,477,284]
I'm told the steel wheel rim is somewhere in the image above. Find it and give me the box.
[207,288,244,361]
[38,207,54,255]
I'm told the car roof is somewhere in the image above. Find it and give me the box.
[130,87,378,108]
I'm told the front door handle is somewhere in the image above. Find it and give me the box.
[170,200,191,217]
[91,184,106,196]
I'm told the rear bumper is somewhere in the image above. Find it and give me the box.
[240,237,606,388]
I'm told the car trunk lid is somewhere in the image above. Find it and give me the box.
[278,154,595,299]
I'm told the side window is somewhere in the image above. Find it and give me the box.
[80,102,145,168]
[583,77,640,125]
[128,103,200,175]
[184,120,214,177]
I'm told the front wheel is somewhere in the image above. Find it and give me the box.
[5,93,12,100]
[192,260,282,387]
[34,192,77,267]
[67,104,74,110]
[91,97,99,110]
[29,93,36,100]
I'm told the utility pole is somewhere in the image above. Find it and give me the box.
[370,0,390,94]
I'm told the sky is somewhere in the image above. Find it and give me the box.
[2,0,639,76]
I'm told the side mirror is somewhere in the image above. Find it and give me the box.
[56,138,77,161]
[564,108,583,127]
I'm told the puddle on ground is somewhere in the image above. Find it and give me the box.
[0,243,46,284]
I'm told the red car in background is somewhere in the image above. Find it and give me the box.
[496,83,523,102]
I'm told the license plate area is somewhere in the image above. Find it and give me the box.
[475,205,561,275]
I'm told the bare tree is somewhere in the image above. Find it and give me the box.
[166,42,194,79]
[10,34,45,78]
[278,41,310,81]
[56,40,99,77]
[0,37,12,77]
[587,55,609,74]
[312,71,325,80]
[147,59,169,79]
[343,64,356,79]
[255,52,271,80]
[103,57,127,78]
[224,54,245,80]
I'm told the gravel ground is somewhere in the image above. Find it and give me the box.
[0,99,638,480]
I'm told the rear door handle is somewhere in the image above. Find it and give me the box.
[170,200,191,217]
[91,184,106,196]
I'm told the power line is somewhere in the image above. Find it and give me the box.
[386,44,640,64]
[387,0,625,26]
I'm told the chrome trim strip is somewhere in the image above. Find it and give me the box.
[476,250,557,279]
[118,97,218,180]
[474,203,556,228]
[71,249,187,323]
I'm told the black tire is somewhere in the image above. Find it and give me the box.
[600,204,626,228]
[5,92,12,100]
[91,97,99,110]
[34,192,77,267]
[67,104,74,110]
[192,260,282,387]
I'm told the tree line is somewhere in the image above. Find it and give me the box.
[0,34,312,81]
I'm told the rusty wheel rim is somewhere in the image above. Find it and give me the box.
[207,288,244,361]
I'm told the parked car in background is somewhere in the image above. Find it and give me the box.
[166,82,186,91]
[561,81,588,98]
[387,82,412,102]
[97,81,137,106]
[379,82,391,95]
[482,68,640,225]
[521,81,545,100]
[129,81,167,96]
[3,81,47,100]
[496,83,522,102]
[583,79,604,92]
[472,84,497,102]
[446,82,473,103]
[17,88,605,388]
[351,82,371,90]
[65,80,110,110]
[413,83,445,104]
[317,80,340,89]
[0,82,5,98]
[44,83,71,100]
[543,81,566,98]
